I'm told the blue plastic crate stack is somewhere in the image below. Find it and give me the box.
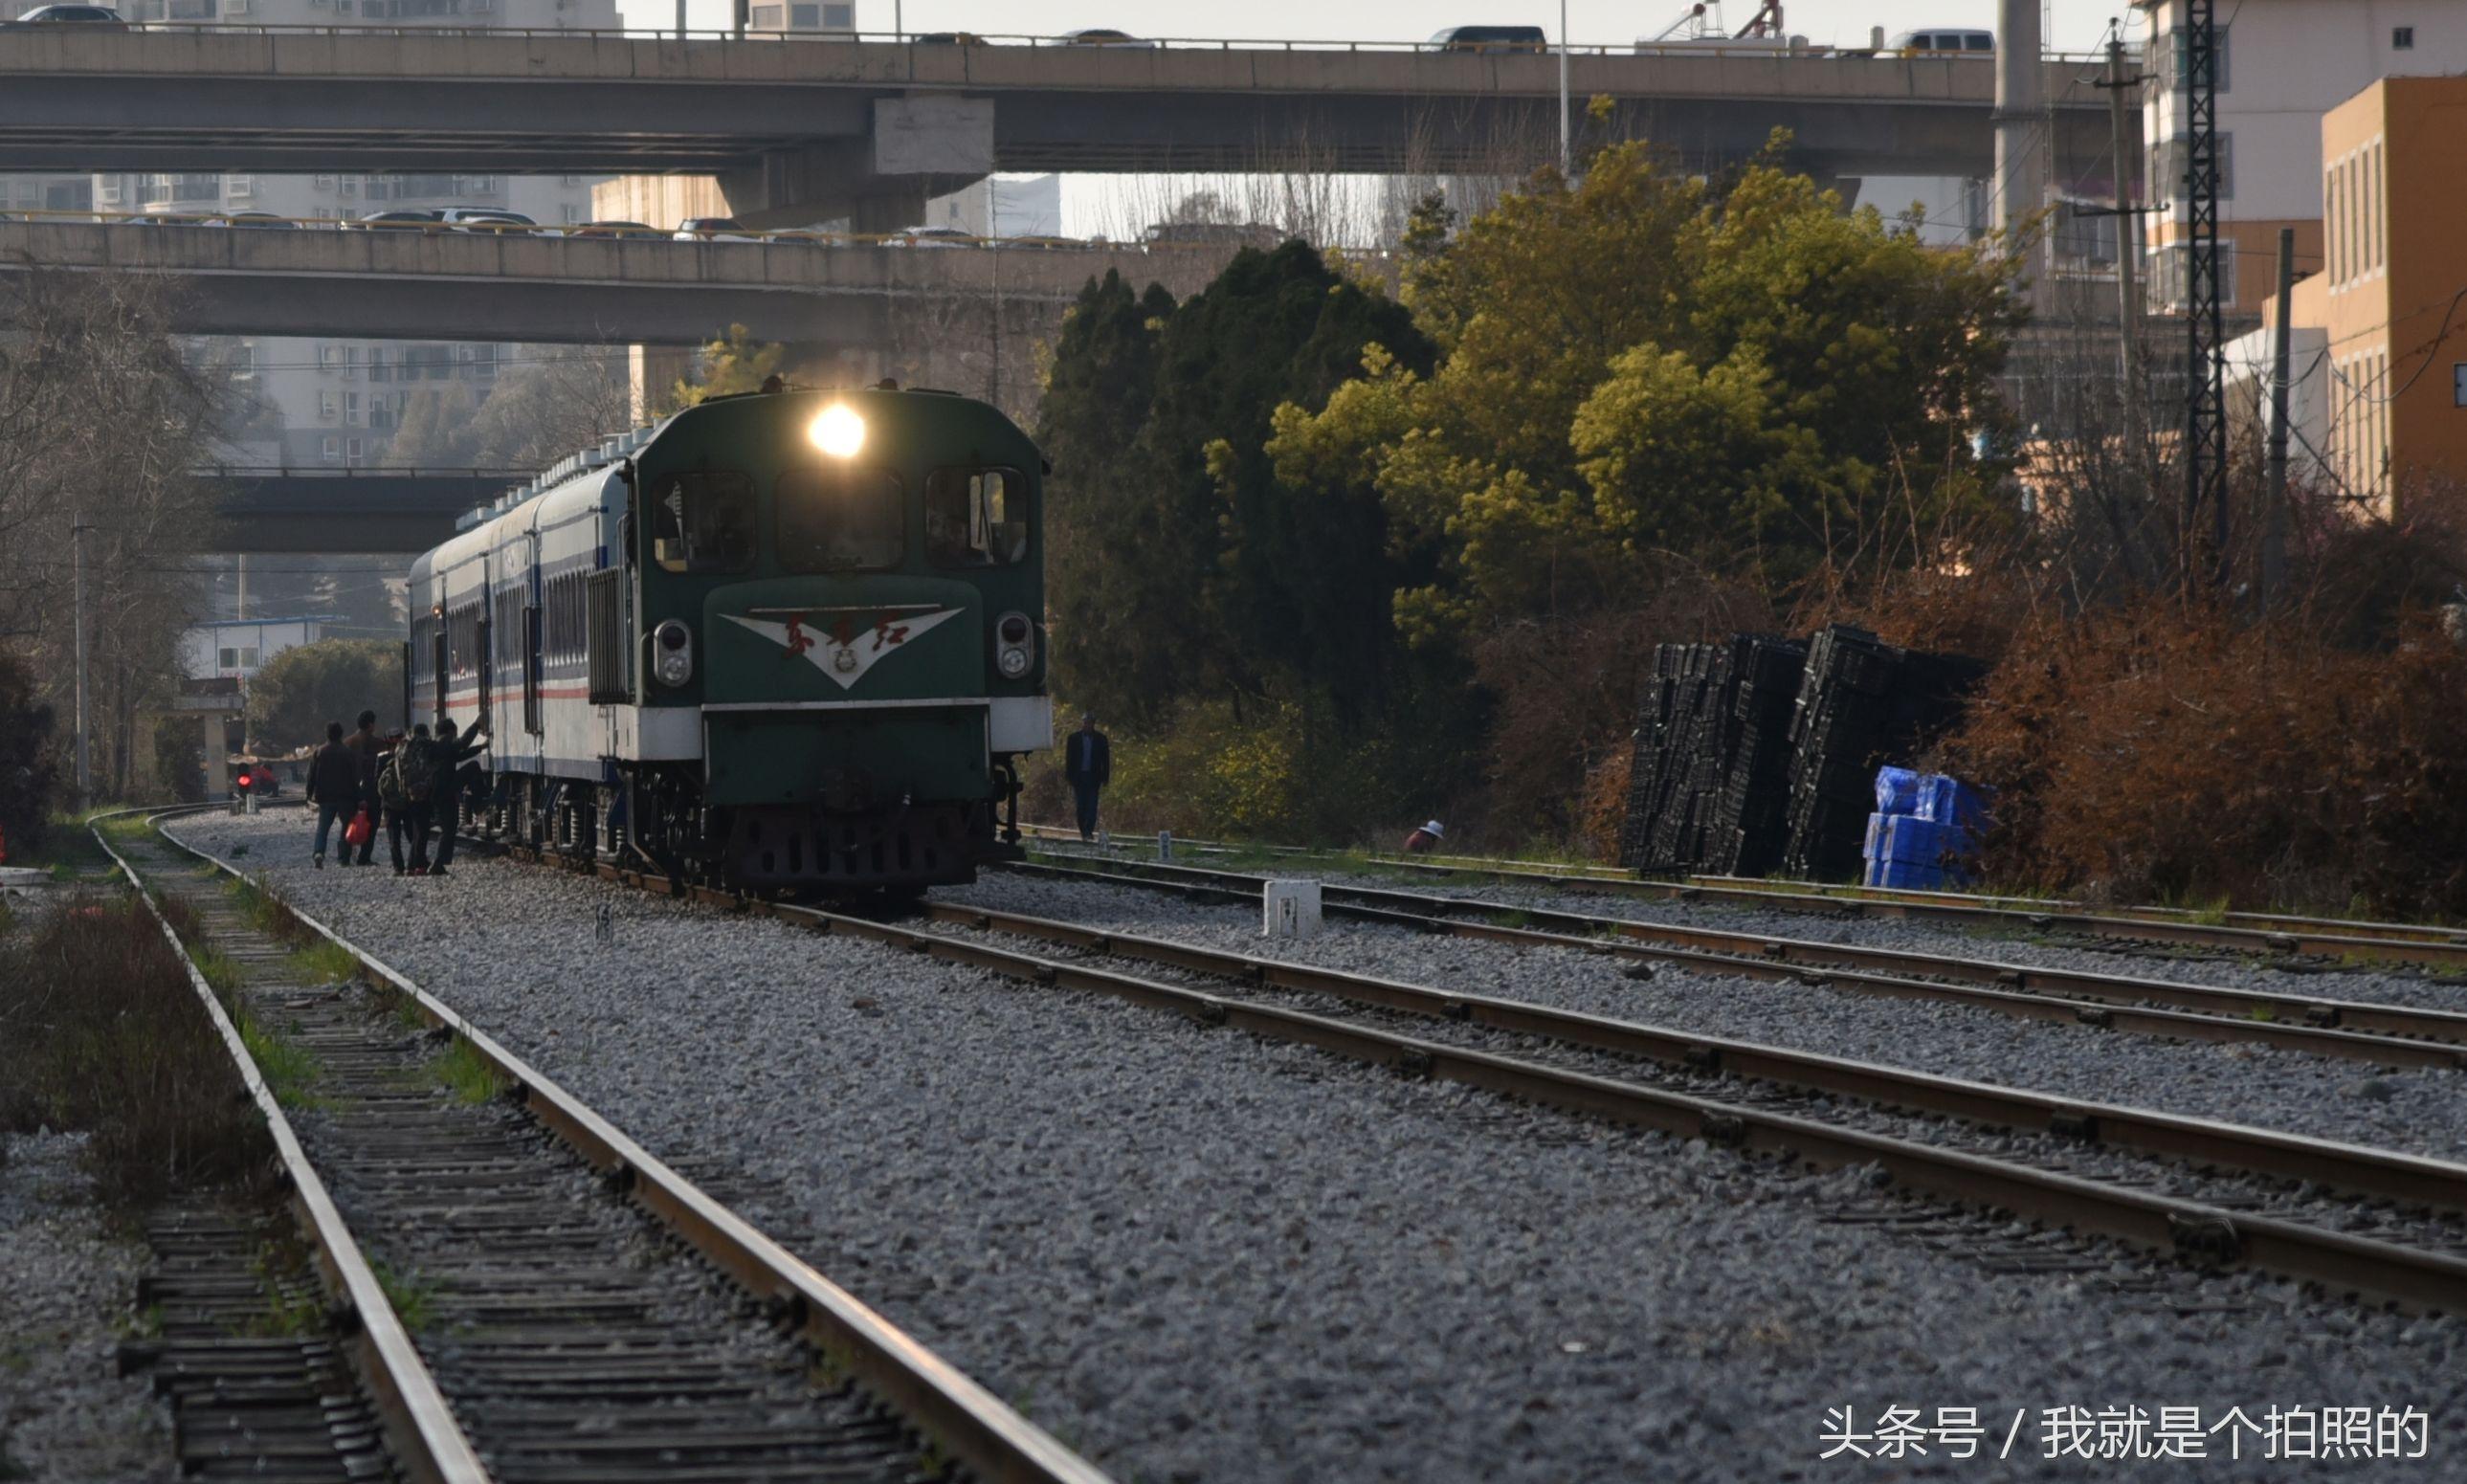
[1863,766,1989,889]
[1618,624,1986,880]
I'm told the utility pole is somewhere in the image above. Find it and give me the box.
[72,514,92,810]
[2100,33,2144,388]
[1557,0,1571,176]
[2261,225,2296,607]
[988,180,1003,407]
[674,0,684,41]
[2181,0,2230,590]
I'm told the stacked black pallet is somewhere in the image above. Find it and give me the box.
[1779,625,1989,881]
[1700,634,1808,876]
[1616,643,1717,871]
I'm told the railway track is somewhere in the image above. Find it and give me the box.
[432,833,2467,1313]
[1016,823,2467,970]
[1007,854,2467,1070]
[97,808,1109,1484]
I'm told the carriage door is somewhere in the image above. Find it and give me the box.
[522,535,544,737]
[475,605,493,735]
[430,613,448,726]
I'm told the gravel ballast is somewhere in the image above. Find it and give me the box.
[972,867,2467,1166]
[0,1132,173,1483]
[170,811,2467,1481]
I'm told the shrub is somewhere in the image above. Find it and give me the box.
[1945,602,2467,919]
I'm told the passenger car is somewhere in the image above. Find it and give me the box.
[1060,27,1152,46]
[1889,29,1993,54]
[5,5,125,24]
[1428,24,1547,52]
[569,220,663,239]
[675,216,762,242]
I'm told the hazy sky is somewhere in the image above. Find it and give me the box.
[631,0,2133,56]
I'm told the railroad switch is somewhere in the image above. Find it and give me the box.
[2047,1111,2100,1142]
[2167,1213,2243,1264]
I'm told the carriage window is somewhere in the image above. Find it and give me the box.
[647,471,756,574]
[925,467,1029,568]
[777,467,904,572]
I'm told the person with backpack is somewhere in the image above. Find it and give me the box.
[428,717,489,876]
[384,723,439,875]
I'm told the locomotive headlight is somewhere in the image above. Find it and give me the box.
[652,618,694,687]
[810,404,866,458]
[994,610,1034,679]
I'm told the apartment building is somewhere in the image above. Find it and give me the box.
[2134,0,2467,314]
[2226,75,2467,516]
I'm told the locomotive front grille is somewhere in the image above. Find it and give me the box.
[727,803,980,890]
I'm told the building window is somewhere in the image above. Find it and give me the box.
[321,436,340,462]
[313,173,336,190]
[822,2,850,25]
[218,646,237,669]
[345,437,364,465]
[319,390,336,418]
[240,648,259,669]
[2394,26,2414,49]
[2167,23,2230,93]
[344,391,361,425]
[749,4,781,23]
[790,4,819,25]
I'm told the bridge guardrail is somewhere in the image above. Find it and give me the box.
[0,20,2132,64]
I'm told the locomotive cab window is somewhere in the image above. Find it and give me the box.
[777,467,904,572]
[925,467,1029,567]
[647,471,756,574]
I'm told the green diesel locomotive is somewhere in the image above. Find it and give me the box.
[408,381,1049,893]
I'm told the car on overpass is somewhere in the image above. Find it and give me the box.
[570,220,664,239]
[349,209,448,233]
[1060,27,1153,46]
[675,215,762,242]
[1889,28,1993,55]
[438,208,543,235]
[5,4,124,24]
[913,31,986,43]
[1428,24,1547,52]
[885,225,976,248]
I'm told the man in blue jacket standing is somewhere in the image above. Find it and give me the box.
[1062,713,1111,843]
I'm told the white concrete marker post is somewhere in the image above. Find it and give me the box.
[1263,879,1323,940]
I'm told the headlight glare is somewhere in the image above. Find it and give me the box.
[810,404,865,457]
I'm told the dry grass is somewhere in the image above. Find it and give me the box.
[0,895,269,1206]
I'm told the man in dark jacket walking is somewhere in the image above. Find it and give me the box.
[341,709,382,866]
[1061,713,1111,842]
[306,720,359,869]
[427,717,489,875]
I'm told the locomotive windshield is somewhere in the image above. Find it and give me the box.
[925,467,1030,567]
[649,471,756,573]
[777,467,904,572]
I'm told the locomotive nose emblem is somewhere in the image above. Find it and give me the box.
[723,607,963,691]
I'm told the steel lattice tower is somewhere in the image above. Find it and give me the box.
[2181,0,2230,585]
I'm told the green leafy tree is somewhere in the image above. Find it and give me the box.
[149,714,207,804]
[1036,271,1176,728]
[0,650,59,863]
[668,324,788,410]
[244,639,404,755]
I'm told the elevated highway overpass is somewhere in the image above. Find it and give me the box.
[0,27,2123,226]
[0,219,1229,343]
[205,466,513,552]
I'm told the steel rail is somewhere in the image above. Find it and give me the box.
[153,820,1115,1484]
[901,898,2467,1211]
[1015,823,2467,965]
[1009,857,2467,1068]
[89,806,493,1484]
[493,841,2467,1313]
